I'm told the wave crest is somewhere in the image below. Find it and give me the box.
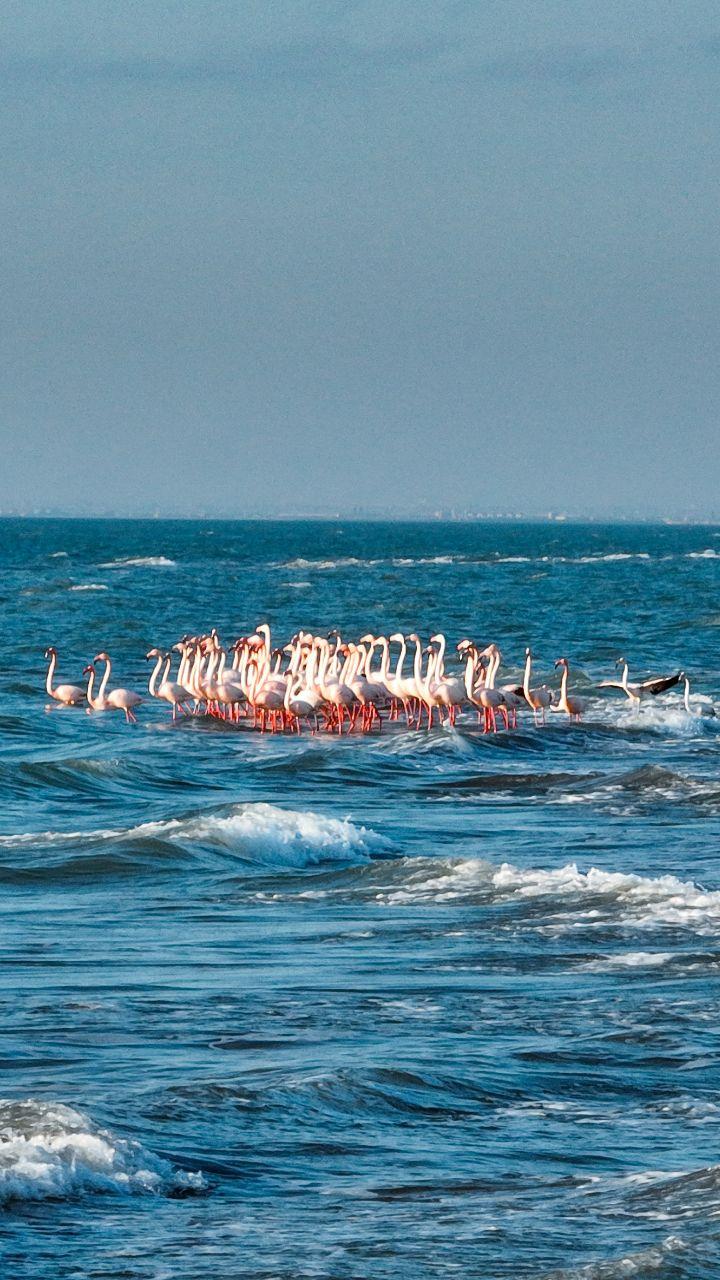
[0,1099,204,1202]
[379,857,720,931]
[142,802,389,868]
[0,803,389,872]
[98,556,176,568]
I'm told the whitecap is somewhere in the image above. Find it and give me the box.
[135,802,389,868]
[282,556,373,570]
[69,584,109,592]
[577,951,674,971]
[98,556,176,568]
[378,857,720,932]
[687,548,720,559]
[0,803,389,870]
[49,551,69,559]
[0,1099,204,1203]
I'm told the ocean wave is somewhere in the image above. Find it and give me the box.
[135,802,389,868]
[576,950,674,971]
[378,856,720,932]
[282,556,372,570]
[0,803,389,871]
[49,551,68,558]
[541,1234,690,1279]
[0,1099,204,1203]
[69,583,109,592]
[98,556,176,568]
[281,555,462,570]
[687,548,720,559]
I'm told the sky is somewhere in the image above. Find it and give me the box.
[1,0,719,518]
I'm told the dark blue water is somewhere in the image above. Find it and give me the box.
[2,518,720,1279]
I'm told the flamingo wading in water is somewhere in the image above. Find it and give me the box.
[44,647,85,707]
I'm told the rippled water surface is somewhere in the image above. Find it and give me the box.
[2,518,720,1279]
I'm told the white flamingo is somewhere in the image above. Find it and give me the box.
[552,657,586,721]
[94,653,143,724]
[522,648,552,724]
[44,647,85,706]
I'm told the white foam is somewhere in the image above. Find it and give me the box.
[0,1099,204,1203]
[98,556,176,568]
[283,556,371,570]
[69,583,109,592]
[687,548,720,559]
[578,951,674,971]
[0,804,389,869]
[49,551,69,558]
[379,857,720,932]
[140,802,389,868]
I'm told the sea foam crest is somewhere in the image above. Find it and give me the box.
[0,1099,204,1203]
[0,803,388,870]
[143,802,389,868]
[380,857,720,931]
[98,556,176,568]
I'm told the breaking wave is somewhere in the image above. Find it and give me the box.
[379,857,720,932]
[0,1099,204,1203]
[98,556,176,568]
[0,803,390,871]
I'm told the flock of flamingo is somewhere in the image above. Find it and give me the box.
[43,628,697,731]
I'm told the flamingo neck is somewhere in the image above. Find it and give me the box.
[148,653,163,696]
[46,652,57,696]
[394,637,407,680]
[98,658,111,702]
[463,652,476,698]
[86,668,97,707]
[523,652,532,698]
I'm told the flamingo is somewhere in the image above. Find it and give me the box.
[428,633,466,725]
[522,648,552,724]
[477,646,510,731]
[83,663,113,711]
[93,653,143,723]
[681,674,717,719]
[552,658,586,721]
[44,647,85,706]
[599,659,682,707]
[146,649,192,719]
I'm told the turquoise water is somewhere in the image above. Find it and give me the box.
[2,518,720,1279]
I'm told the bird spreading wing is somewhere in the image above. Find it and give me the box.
[636,671,682,696]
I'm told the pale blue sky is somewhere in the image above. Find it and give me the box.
[1,1,719,516]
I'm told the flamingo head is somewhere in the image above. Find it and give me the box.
[44,646,56,658]
[389,632,404,643]
[146,648,162,660]
[83,664,94,676]
[94,652,110,663]
[555,657,568,669]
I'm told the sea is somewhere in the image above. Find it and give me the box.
[1,517,720,1279]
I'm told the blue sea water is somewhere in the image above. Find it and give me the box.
[2,517,720,1279]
